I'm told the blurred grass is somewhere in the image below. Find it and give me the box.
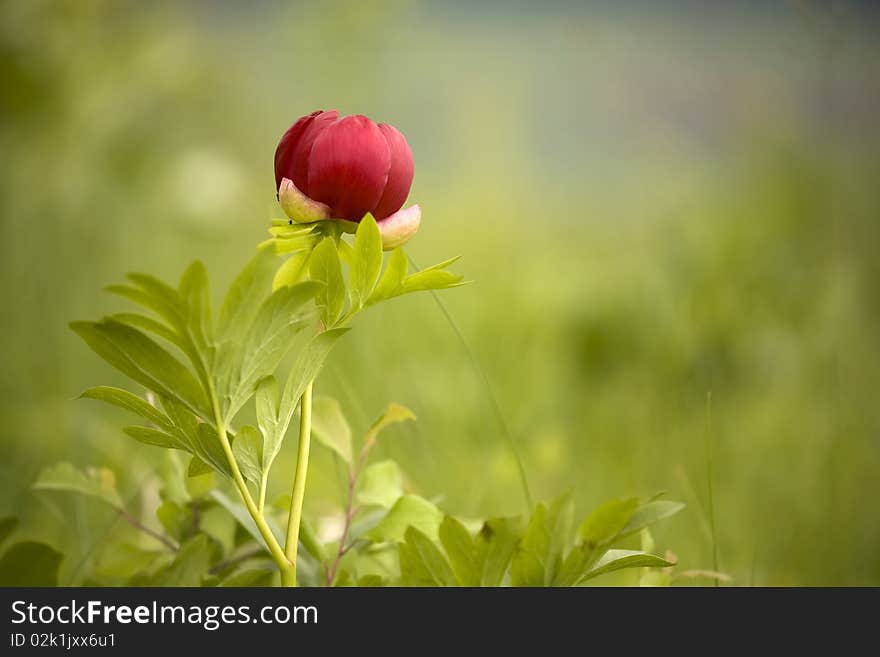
[1,0,879,585]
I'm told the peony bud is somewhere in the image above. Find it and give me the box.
[274,110,419,248]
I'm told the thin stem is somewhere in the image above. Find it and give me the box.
[117,508,179,552]
[258,474,268,516]
[202,359,291,576]
[282,379,314,587]
[325,430,377,586]
[325,470,357,586]
[215,416,292,574]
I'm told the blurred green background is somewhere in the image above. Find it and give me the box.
[1,0,879,585]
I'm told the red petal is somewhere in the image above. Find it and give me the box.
[274,111,320,190]
[288,110,338,195]
[372,123,414,220]
[308,115,391,221]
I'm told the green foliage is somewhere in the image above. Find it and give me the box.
[311,396,353,464]
[57,210,687,587]
[33,462,123,509]
[0,542,64,587]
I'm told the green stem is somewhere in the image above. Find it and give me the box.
[282,379,314,587]
[215,417,292,576]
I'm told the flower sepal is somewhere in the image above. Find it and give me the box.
[278,177,331,223]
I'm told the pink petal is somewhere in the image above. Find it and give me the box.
[274,111,320,190]
[288,109,338,195]
[372,123,414,220]
[308,115,391,221]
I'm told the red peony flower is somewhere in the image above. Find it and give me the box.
[274,110,420,249]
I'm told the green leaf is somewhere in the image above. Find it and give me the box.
[218,568,276,587]
[143,535,213,586]
[278,327,349,435]
[582,549,675,582]
[578,497,639,550]
[309,237,345,327]
[349,215,383,310]
[217,246,277,345]
[193,423,233,478]
[399,526,457,586]
[366,494,443,543]
[255,376,284,472]
[109,313,184,351]
[33,462,123,508]
[0,542,63,586]
[0,517,18,547]
[439,516,478,586]
[474,517,521,586]
[272,250,312,291]
[222,281,320,420]
[70,319,210,418]
[123,425,185,450]
[510,492,574,586]
[187,456,214,477]
[401,256,464,294]
[618,500,685,540]
[356,460,403,509]
[79,386,172,431]
[232,425,263,488]
[367,247,407,305]
[179,260,214,351]
[310,396,352,464]
[365,402,416,444]
[211,491,283,549]
[105,275,185,330]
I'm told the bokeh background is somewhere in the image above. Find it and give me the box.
[2,0,879,585]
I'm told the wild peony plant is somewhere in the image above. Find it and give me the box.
[23,111,689,587]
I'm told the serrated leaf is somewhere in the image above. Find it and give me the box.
[70,319,210,418]
[399,526,457,586]
[365,402,416,444]
[578,497,639,550]
[310,396,352,464]
[582,549,675,582]
[79,386,172,432]
[367,247,407,305]
[349,215,383,310]
[366,494,443,543]
[123,425,185,450]
[0,542,63,586]
[356,460,403,509]
[309,237,345,327]
[232,425,263,488]
[33,462,123,508]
